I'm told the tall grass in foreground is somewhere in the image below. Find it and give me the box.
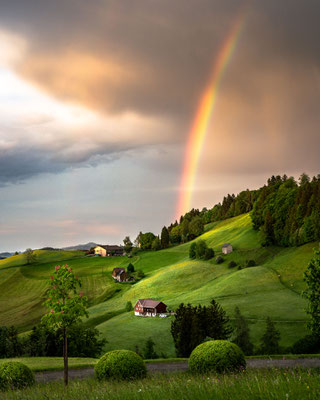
[1,369,320,400]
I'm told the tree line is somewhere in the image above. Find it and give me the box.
[125,173,320,252]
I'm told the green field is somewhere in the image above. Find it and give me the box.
[0,213,318,356]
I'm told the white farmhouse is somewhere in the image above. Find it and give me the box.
[222,243,233,255]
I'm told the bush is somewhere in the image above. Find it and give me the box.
[127,263,135,273]
[95,350,147,380]
[188,340,246,373]
[189,242,197,259]
[204,248,215,260]
[289,334,320,354]
[228,261,237,268]
[246,260,256,267]
[216,256,224,264]
[125,301,133,312]
[0,362,35,391]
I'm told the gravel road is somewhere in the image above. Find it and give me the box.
[35,358,320,383]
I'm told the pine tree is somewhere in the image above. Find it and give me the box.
[232,307,254,355]
[259,317,281,354]
[143,337,158,359]
[160,226,170,248]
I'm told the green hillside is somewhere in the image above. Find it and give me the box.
[0,213,317,356]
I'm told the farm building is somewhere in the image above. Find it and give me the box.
[134,299,167,317]
[112,268,128,282]
[222,243,233,254]
[94,245,124,257]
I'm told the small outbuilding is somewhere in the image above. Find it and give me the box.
[222,243,233,255]
[134,299,167,317]
[112,268,128,282]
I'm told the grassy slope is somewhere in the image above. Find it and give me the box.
[0,214,317,356]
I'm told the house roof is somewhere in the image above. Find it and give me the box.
[113,268,125,275]
[222,243,232,248]
[137,298,165,308]
[97,245,123,251]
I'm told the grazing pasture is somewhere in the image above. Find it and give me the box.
[0,213,316,354]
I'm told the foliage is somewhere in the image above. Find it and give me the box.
[188,340,246,373]
[136,270,145,279]
[127,263,135,273]
[246,260,256,267]
[125,301,133,312]
[160,227,170,249]
[232,307,254,355]
[303,248,320,336]
[123,237,133,255]
[24,248,36,265]
[259,317,281,354]
[143,337,158,359]
[139,232,157,250]
[151,237,161,251]
[171,300,232,357]
[189,242,197,259]
[216,256,224,264]
[251,174,320,246]
[0,361,35,391]
[228,261,237,268]
[95,350,147,380]
[26,324,106,358]
[42,265,88,385]
[0,326,22,358]
[189,216,204,238]
[289,334,320,354]
[189,240,214,260]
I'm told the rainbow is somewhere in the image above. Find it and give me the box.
[176,13,246,219]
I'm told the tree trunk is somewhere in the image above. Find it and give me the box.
[63,328,68,386]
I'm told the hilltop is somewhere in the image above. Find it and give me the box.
[0,212,316,357]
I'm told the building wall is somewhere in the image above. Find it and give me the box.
[94,246,107,257]
[222,245,232,254]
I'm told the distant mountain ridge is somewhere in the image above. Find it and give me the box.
[0,252,14,259]
[61,242,98,251]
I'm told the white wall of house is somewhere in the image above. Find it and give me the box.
[94,246,107,257]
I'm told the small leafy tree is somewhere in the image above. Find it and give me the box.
[123,236,133,254]
[125,301,133,312]
[303,248,320,336]
[42,265,88,385]
[24,248,36,265]
[152,237,161,251]
[195,240,208,259]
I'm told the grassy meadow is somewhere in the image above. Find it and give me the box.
[0,213,318,355]
[1,369,319,400]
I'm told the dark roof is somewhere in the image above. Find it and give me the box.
[113,268,125,275]
[222,243,232,248]
[137,299,164,308]
[98,245,123,250]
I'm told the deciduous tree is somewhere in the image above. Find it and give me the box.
[42,265,88,385]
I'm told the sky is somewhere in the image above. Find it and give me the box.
[0,0,319,251]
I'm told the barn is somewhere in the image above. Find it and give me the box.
[94,245,124,257]
[134,299,167,317]
[222,243,233,254]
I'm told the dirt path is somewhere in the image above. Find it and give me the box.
[35,358,320,383]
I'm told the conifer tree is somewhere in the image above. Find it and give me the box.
[259,317,281,354]
[232,307,254,355]
[160,226,170,248]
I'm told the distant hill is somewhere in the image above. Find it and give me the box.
[0,252,14,259]
[62,242,98,251]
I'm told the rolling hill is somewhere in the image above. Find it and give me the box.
[0,213,317,356]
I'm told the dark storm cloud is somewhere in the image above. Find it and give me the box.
[0,0,319,183]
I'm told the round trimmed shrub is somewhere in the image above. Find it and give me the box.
[228,260,237,268]
[0,362,35,391]
[216,256,224,264]
[189,340,246,373]
[95,350,147,380]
